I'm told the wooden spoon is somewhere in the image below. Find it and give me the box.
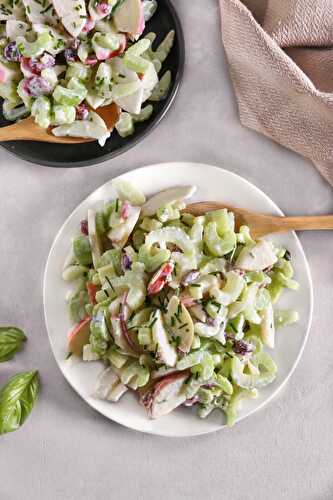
[0,103,120,144]
[185,201,333,239]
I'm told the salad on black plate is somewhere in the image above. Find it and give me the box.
[0,0,174,145]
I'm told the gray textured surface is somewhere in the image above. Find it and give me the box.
[0,2,332,499]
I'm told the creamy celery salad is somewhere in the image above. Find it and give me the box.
[62,182,299,425]
[0,0,173,145]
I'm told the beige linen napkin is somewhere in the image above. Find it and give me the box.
[219,0,333,186]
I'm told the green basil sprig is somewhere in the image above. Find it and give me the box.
[0,327,27,362]
[0,371,39,435]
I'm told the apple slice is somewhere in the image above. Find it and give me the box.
[95,367,128,402]
[68,316,91,356]
[61,13,87,38]
[141,371,189,418]
[151,310,177,367]
[107,205,141,249]
[235,240,277,271]
[88,208,103,269]
[113,0,143,37]
[190,303,207,323]
[6,20,29,40]
[141,186,197,217]
[52,0,87,38]
[142,62,158,101]
[111,57,139,83]
[113,84,144,115]
[164,296,194,353]
[23,0,56,25]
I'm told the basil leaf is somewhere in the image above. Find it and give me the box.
[0,327,27,362]
[0,370,39,434]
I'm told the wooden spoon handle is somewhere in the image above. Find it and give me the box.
[0,118,95,143]
[0,103,119,143]
[271,215,333,233]
[0,122,26,141]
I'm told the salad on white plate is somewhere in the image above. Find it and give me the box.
[0,0,174,145]
[62,181,300,426]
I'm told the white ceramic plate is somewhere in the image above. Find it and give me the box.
[43,162,313,437]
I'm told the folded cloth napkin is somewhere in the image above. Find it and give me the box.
[219,0,333,186]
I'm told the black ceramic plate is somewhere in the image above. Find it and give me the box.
[0,0,184,167]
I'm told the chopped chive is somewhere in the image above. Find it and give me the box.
[104,311,112,336]
[40,3,52,14]
[174,312,181,323]
[284,249,291,261]
[211,300,221,310]
[105,276,115,292]
[128,311,135,322]
[65,352,73,360]
[148,317,158,328]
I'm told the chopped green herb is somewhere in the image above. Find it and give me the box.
[284,250,291,261]
[148,317,158,329]
[105,276,115,292]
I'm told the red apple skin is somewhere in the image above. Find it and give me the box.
[140,371,190,417]
[108,36,127,59]
[86,282,99,305]
[68,317,91,356]
[147,262,174,295]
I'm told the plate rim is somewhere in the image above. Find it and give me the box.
[43,162,313,436]
[0,0,185,168]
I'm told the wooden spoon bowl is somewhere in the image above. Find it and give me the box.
[0,103,120,144]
